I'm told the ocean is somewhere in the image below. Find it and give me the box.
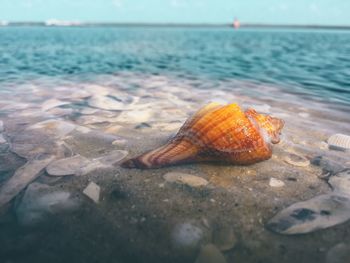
[0,26,350,263]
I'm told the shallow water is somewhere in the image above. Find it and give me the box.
[0,27,350,263]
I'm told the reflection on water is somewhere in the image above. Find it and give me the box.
[0,27,350,263]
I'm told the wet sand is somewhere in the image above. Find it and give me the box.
[0,73,350,263]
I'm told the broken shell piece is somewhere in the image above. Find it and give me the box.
[0,155,55,208]
[164,172,208,188]
[95,150,128,165]
[329,169,350,194]
[328,134,350,151]
[83,182,100,203]
[27,120,75,138]
[46,155,90,176]
[284,153,310,167]
[88,95,135,111]
[0,134,6,144]
[269,178,285,187]
[41,99,69,111]
[16,182,80,226]
[267,194,350,234]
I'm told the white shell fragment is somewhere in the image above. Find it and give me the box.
[328,169,350,195]
[95,150,128,165]
[27,120,76,138]
[328,134,350,151]
[269,178,285,187]
[88,95,134,111]
[16,183,80,226]
[0,155,55,208]
[41,99,69,111]
[164,172,209,188]
[0,134,6,144]
[284,153,310,167]
[46,155,90,176]
[267,194,350,234]
[83,182,101,203]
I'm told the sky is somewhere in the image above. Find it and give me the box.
[0,0,350,25]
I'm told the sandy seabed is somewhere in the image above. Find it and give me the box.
[0,73,350,263]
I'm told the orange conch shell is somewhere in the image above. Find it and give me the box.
[121,103,284,169]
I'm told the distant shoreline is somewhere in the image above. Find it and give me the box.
[1,22,350,30]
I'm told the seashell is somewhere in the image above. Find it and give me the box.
[283,153,310,167]
[328,134,350,151]
[121,102,284,169]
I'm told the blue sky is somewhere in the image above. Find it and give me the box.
[1,0,350,25]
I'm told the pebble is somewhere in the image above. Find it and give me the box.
[171,222,204,249]
[0,155,56,208]
[195,244,227,263]
[83,182,101,203]
[213,225,237,251]
[0,120,3,132]
[283,153,310,167]
[269,178,285,187]
[16,182,80,226]
[326,243,350,263]
[46,155,90,176]
[328,134,350,151]
[163,172,209,188]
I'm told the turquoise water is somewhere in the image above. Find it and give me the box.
[0,27,350,105]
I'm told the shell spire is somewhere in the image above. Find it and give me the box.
[121,103,284,169]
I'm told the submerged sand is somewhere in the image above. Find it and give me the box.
[0,73,350,263]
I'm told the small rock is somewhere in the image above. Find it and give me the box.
[269,178,285,187]
[46,155,90,176]
[16,182,80,226]
[284,153,310,167]
[0,120,3,132]
[195,244,227,263]
[213,225,237,251]
[326,243,350,263]
[0,134,6,144]
[164,172,208,188]
[328,134,350,151]
[83,182,100,203]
